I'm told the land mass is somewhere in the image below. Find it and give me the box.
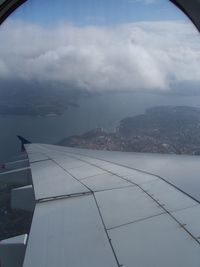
[0,87,81,116]
[59,106,200,155]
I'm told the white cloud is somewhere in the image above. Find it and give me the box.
[0,19,200,92]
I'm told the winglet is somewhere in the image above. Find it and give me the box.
[17,136,31,152]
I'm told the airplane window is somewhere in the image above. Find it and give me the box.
[0,0,200,239]
[0,0,199,160]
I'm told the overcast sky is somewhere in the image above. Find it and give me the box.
[0,0,200,94]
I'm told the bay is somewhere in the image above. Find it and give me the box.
[0,91,200,162]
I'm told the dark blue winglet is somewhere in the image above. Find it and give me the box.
[17,135,31,152]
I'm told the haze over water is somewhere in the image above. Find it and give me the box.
[1,91,200,162]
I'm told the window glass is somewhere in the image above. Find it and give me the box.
[0,0,199,159]
[1,0,200,242]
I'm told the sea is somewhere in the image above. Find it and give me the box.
[1,91,200,162]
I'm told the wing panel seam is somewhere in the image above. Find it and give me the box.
[93,194,123,267]
[37,191,92,203]
[29,146,200,245]
[62,152,200,245]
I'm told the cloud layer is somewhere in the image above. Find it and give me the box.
[0,19,200,93]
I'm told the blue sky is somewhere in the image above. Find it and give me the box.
[11,0,188,26]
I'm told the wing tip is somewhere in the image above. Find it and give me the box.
[17,135,31,152]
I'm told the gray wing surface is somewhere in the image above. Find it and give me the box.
[14,144,200,266]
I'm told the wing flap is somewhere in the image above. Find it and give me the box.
[27,152,49,163]
[30,160,90,201]
[23,195,118,267]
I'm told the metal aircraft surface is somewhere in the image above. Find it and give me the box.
[1,141,200,267]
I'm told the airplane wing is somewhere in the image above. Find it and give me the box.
[2,143,200,267]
